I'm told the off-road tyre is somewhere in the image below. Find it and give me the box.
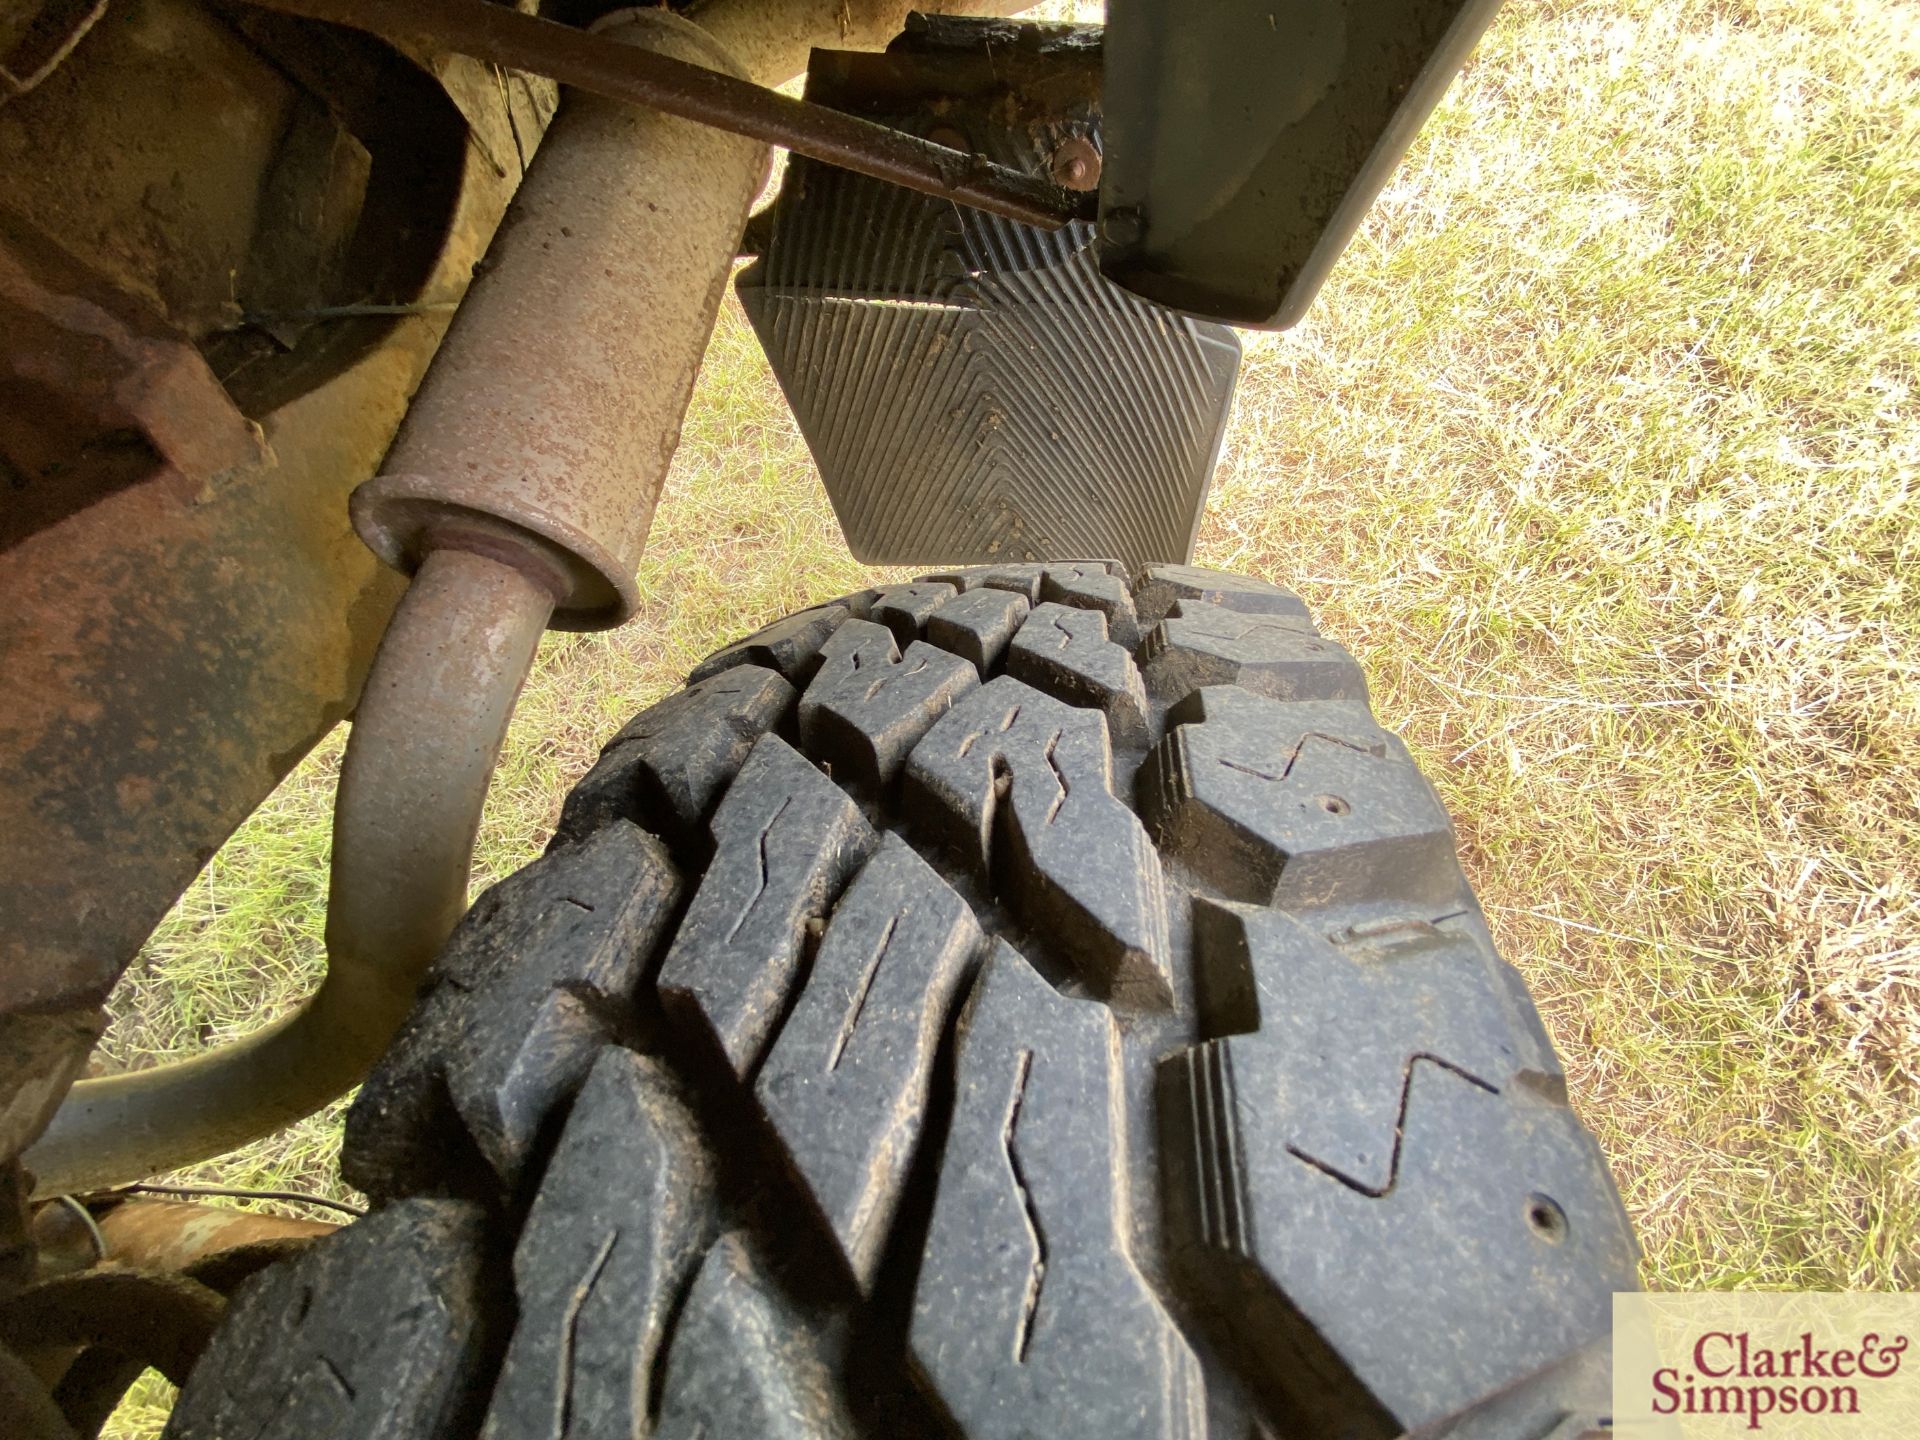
[167,563,1637,1440]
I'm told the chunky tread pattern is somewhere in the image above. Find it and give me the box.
[191,559,1632,1440]
[652,1232,858,1440]
[1161,902,1636,1437]
[343,825,682,1201]
[1138,603,1363,704]
[869,582,959,648]
[798,619,980,797]
[904,677,1174,1006]
[552,666,796,855]
[164,1200,501,1440]
[910,941,1202,1440]
[656,734,879,1081]
[925,586,1031,673]
[1190,901,1546,1190]
[480,1050,714,1440]
[1140,684,1457,907]
[688,603,851,687]
[1038,561,1143,649]
[917,563,1047,604]
[1134,563,1314,627]
[1006,601,1151,748]
[652,733,879,1082]
[827,587,882,621]
[754,835,982,1290]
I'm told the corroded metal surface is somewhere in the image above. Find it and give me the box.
[1,1,415,370]
[0,209,268,547]
[0,0,105,102]
[0,1268,224,1386]
[357,8,772,628]
[0,287,461,1022]
[27,10,764,1191]
[0,27,523,1026]
[689,0,1027,86]
[0,1013,101,1170]
[26,547,556,1193]
[326,544,561,1020]
[29,1195,333,1277]
[1050,133,1101,190]
[247,0,1079,229]
[0,1341,76,1440]
[14,1198,331,1429]
[94,1200,334,1275]
[0,0,1022,1190]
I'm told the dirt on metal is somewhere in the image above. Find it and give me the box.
[247,0,1084,228]
[94,1199,334,1275]
[357,7,772,628]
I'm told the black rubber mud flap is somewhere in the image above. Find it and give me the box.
[738,17,1240,572]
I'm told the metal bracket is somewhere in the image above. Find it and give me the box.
[1097,0,1505,327]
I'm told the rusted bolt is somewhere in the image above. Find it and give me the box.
[1050,135,1101,192]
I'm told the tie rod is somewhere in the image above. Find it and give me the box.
[244,0,1092,230]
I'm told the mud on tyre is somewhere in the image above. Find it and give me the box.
[167,562,1637,1440]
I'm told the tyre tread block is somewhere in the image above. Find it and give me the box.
[653,1232,857,1440]
[688,603,851,687]
[753,835,982,1290]
[798,619,980,794]
[554,666,796,852]
[1040,562,1142,649]
[1189,903,1536,1186]
[829,587,882,620]
[1139,604,1361,704]
[343,824,683,1200]
[870,582,959,648]
[656,734,879,1080]
[918,564,1048,604]
[903,678,1173,1006]
[1134,564,1314,627]
[1438,1338,1614,1440]
[926,586,1031,673]
[164,1200,500,1440]
[910,941,1202,1440]
[1007,601,1150,749]
[1141,685,1455,908]
[481,1050,714,1440]
[1162,906,1638,1437]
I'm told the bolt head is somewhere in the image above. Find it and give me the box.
[1050,136,1102,192]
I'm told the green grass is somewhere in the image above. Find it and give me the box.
[99,4,1915,1397]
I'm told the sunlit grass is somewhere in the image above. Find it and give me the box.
[100,8,1916,1395]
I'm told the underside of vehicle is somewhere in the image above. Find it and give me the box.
[0,1,1637,1435]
